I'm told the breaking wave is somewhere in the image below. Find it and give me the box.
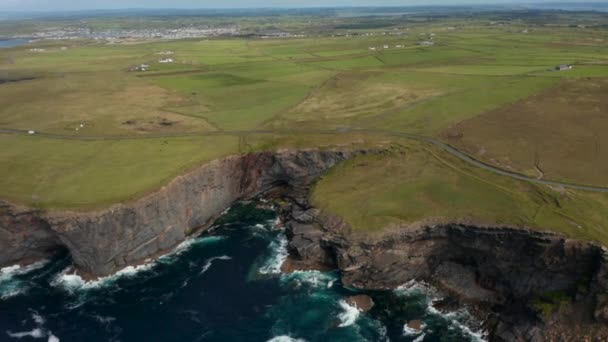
[52,235,227,293]
[396,281,487,341]
[51,263,155,293]
[258,232,288,275]
[337,300,361,327]
[0,260,49,300]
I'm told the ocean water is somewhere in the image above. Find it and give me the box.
[0,39,28,49]
[0,202,486,342]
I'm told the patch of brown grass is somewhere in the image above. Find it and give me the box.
[442,78,608,186]
[285,72,441,122]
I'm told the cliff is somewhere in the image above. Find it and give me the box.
[280,200,608,341]
[0,149,360,277]
[2,148,608,340]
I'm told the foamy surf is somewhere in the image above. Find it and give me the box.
[52,235,228,293]
[6,311,60,341]
[267,336,307,342]
[258,233,288,275]
[280,271,337,289]
[395,280,438,299]
[337,300,361,327]
[199,255,232,275]
[403,322,426,336]
[412,333,426,342]
[425,299,487,341]
[51,263,155,293]
[395,280,487,341]
[0,260,49,300]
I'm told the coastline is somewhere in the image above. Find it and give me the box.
[2,148,608,340]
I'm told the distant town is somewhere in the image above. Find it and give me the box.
[11,26,241,41]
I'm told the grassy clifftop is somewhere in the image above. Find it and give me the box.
[312,142,608,246]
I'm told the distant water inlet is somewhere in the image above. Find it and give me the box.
[0,201,485,342]
[0,39,29,49]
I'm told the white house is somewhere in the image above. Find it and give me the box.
[555,64,573,71]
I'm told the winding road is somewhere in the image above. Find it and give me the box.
[3,127,608,193]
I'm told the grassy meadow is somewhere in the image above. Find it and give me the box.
[2,12,608,243]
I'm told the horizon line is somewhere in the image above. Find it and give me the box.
[1,2,606,14]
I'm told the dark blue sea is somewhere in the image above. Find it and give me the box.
[0,202,485,342]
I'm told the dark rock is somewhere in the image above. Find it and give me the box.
[345,295,374,312]
[291,208,319,223]
[594,296,608,322]
[406,320,425,333]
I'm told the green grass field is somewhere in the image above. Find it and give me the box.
[2,12,608,243]
[312,142,608,246]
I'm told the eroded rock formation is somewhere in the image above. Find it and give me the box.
[0,149,362,276]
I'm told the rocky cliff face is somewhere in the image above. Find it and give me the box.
[0,150,359,277]
[280,201,608,341]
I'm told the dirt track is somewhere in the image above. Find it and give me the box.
[3,126,608,193]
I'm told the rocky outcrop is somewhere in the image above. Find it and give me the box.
[278,200,608,341]
[0,149,364,277]
[345,294,375,312]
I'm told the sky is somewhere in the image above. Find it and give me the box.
[0,0,603,12]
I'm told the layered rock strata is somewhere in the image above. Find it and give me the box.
[0,150,361,276]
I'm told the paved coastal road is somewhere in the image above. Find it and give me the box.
[3,127,608,193]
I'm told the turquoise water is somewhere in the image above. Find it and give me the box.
[0,39,28,48]
[0,202,485,341]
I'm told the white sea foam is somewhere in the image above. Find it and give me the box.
[412,333,426,342]
[258,234,288,275]
[7,328,45,339]
[6,312,58,341]
[267,335,307,342]
[280,271,337,289]
[396,280,486,341]
[32,313,45,325]
[168,235,227,259]
[51,262,155,293]
[403,322,426,336]
[52,235,227,292]
[0,260,49,300]
[337,300,361,328]
[199,255,232,275]
[426,303,487,341]
[395,280,438,299]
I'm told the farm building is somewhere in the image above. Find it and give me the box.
[555,64,573,71]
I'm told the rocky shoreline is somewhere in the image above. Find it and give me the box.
[2,149,608,340]
[274,184,608,341]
